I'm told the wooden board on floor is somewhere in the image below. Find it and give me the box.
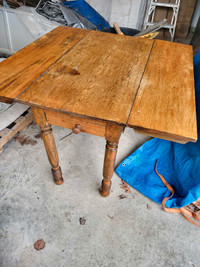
[0,103,29,131]
[0,109,33,153]
[128,39,197,143]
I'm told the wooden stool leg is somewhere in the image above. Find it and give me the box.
[101,141,118,197]
[40,124,63,185]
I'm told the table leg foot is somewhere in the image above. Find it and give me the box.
[52,167,63,185]
[100,180,111,197]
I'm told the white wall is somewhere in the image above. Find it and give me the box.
[86,0,147,30]
[86,0,112,21]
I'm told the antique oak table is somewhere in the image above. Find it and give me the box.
[0,26,197,197]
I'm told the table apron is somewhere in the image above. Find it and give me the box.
[35,109,107,138]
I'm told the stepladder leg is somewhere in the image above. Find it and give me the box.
[100,123,123,197]
[32,107,63,185]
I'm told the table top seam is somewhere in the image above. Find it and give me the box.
[125,39,155,126]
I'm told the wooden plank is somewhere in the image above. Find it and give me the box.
[173,0,196,39]
[0,26,89,103]
[0,103,29,131]
[134,128,188,144]
[152,0,168,38]
[0,109,33,153]
[128,39,197,143]
[164,0,196,39]
[17,30,154,125]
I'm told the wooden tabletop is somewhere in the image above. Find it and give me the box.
[0,26,197,143]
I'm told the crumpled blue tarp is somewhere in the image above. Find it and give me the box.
[62,0,110,30]
[116,52,200,208]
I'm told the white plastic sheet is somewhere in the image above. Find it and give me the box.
[86,0,147,30]
[0,6,59,56]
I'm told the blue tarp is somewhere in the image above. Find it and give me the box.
[62,0,110,30]
[116,52,200,208]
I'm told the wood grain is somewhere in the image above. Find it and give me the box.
[0,103,29,131]
[101,123,122,197]
[128,40,197,143]
[0,26,89,103]
[17,30,154,125]
[105,122,124,143]
[0,109,33,153]
[0,27,196,144]
[32,107,63,185]
[101,141,118,197]
[45,109,106,137]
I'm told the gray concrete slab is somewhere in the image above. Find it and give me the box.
[0,123,200,267]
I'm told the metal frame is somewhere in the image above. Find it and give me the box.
[144,0,181,41]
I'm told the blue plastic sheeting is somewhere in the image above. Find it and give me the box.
[116,52,200,208]
[62,0,110,30]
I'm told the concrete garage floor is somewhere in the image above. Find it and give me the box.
[0,123,200,267]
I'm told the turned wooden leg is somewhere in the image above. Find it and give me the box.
[101,141,118,197]
[40,124,63,185]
